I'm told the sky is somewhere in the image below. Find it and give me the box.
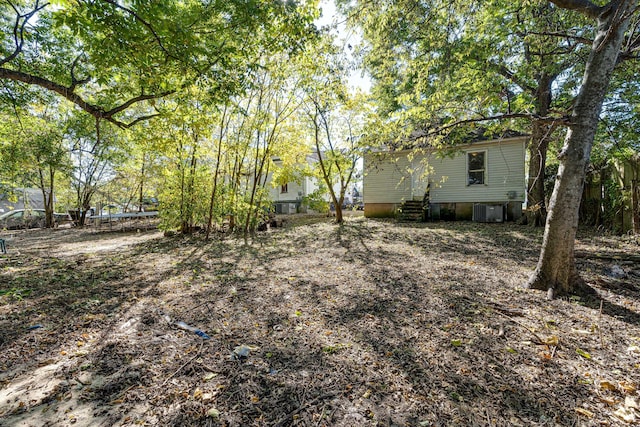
[316,0,372,93]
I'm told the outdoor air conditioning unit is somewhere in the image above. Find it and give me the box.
[280,203,296,214]
[473,204,504,223]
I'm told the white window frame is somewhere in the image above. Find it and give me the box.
[466,150,487,186]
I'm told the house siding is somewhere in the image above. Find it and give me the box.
[363,153,413,203]
[269,180,304,203]
[363,137,526,216]
[266,155,323,212]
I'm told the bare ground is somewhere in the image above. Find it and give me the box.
[1,216,640,426]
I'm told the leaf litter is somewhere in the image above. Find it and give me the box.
[0,217,639,426]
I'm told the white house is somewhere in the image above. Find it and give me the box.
[268,154,322,214]
[363,136,527,221]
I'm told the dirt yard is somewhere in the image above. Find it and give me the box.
[1,217,639,426]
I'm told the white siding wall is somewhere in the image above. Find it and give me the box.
[363,153,413,203]
[267,155,320,202]
[364,137,526,204]
[268,179,304,202]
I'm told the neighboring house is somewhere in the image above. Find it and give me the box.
[363,135,527,221]
[0,188,51,214]
[267,154,322,214]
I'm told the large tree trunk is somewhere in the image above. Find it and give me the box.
[527,0,635,297]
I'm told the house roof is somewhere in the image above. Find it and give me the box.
[390,126,529,151]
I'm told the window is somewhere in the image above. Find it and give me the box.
[467,151,485,185]
[281,183,288,193]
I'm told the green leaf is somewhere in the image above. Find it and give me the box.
[576,348,591,359]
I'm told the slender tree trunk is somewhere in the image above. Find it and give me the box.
[528,1,635,297]
[47,167,55,226]
[632,179,639,234]
[632,156,639,233]
[206,105,228,239]
[138,152,146,213]
[526,73,554,226]
[183,145,198,234]
[37,166,52,228]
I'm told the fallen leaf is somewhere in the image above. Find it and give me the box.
[619,382,637,394]
[599,380,617,391]
[203,373,217,381]
[625,396,638,409]
[614,407,636,423]
[575,407,594,418]
[627,345,640,353]
[576,348,591,359]
[451,339,463,347]
[539,351,552,361]
[206,407,220,419]
[599,396,617,405]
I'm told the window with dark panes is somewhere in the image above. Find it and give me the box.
[467,151,485,185]
[281,183,288,193]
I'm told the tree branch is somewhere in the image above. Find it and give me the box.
[100,0,177,61]
[69,55,91,91]
[103,91,173,117]
[548,0,607,19]
[1,0,48,67]
[119,113,162,129]
[523,30,593,46]
[0,67,173,127]
[406,113,570,143]
[494,63,537,95]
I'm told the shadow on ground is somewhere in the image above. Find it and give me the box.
[1,219,639,426]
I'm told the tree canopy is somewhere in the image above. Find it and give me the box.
[0,0,318,127]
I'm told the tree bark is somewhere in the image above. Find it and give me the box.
[526,73,555,227]
[632,177,639,234]
[528,0,636,297]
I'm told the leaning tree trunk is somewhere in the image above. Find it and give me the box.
[528,0,635,298]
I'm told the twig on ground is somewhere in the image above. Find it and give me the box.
[598,299,605,349]
[492,309,546,345]
[110,384,138,404]
[274,391,340,427]
[159,340,204,388]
